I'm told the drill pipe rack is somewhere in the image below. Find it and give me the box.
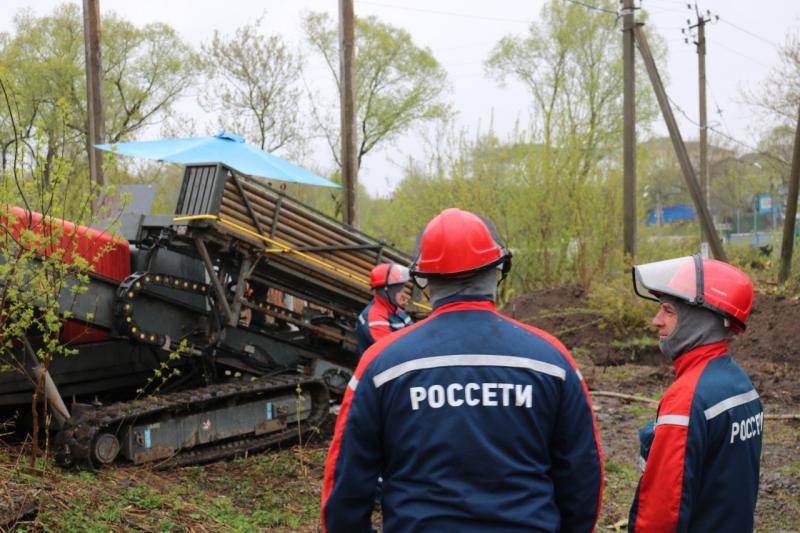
[167,164,418,323]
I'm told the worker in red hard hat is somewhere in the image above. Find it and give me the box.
[629,255,762,532]
[355,263,413,358]
[322,208,603,532]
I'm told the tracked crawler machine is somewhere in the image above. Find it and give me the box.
[0,163,418,469]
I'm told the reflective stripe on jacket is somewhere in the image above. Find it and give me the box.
[323,297,604,532]
[629,340,762,532]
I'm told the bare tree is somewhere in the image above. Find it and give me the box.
[747,31,800,126]
[303,12,451,170]
[201,21,306,155]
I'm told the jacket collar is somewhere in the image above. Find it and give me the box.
[673,340,729,378]
[374,293,397,314]
[432,294,494,310]
[431,295,496,316]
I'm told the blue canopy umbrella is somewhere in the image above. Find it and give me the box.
[95,132,339,188]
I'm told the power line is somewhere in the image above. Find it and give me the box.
[665,93,788,165]
[565,0,617,15]
[666,93,728,140]
[707,127,788,166]
[705,77,746,147]
[644,5,690,16]
[642,0,693,14]
[718,17,780,50]
[355,1,532,24]
[646,0,691,6]
[644,3,779,65]
[705,77,731,135]
[705,37,773,70]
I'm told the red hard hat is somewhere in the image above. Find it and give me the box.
[369,263,410,289]
[633,255,754,333]
[410,208,511,279]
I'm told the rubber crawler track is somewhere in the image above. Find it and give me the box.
[54,375,329,470]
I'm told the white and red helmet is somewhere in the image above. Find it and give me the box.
[369,263,410,290]
[632,255,754,333]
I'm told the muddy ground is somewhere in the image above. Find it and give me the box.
[1,288,799,531]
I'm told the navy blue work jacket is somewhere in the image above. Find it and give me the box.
[322,297,604,532]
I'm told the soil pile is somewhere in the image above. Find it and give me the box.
[734,293,800,406]
[504,285,662,366]
[734,292,800,364]
[504,285,608,349]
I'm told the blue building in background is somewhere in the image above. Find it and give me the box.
[646,203,697,225]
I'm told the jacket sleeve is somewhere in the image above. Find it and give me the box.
[629,390,706,532]
[355,314,375,357]
[367,319,392,342]
[550,365,604,531]
[321,358,382,533]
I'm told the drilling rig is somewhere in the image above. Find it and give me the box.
[0,163,418,469]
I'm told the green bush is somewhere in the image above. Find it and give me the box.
[726,239,777,278]
[636,226,701,264]
[586,276,657,338]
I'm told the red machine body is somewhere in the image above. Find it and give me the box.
[5,206,131,343]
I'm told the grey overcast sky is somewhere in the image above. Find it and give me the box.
[2,1,799,195]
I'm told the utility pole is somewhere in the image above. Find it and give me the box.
[622,0,637,259]
[339,0,359,228]
[779,103,800,283]
[82,0,106,199]
[684,5,718,258]
[635,25,727,262]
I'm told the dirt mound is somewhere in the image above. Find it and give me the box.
[503,285,662,366]
[732,293,800,405]
[504,284,602,344]
[733,293,800,363]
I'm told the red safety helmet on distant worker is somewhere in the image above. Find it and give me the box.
[632,255,754,333]
[369,263,411,290]
[409,208,512,286]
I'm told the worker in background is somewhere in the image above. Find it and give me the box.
[322,208,603,532]
[629,255,761,532]
[229,280,253,327]
[355,263,413,358]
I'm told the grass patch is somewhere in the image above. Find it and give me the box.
[586,281,656,338]
[4,443,328,532]
[777,460,800,477]
[763,418,800,445]
[598,365,636,381]
[599,460,640,530]
[609,336,659,363]
[622,401,656,422]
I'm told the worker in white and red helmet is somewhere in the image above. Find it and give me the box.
[629,255,762,532]
[355,263,413,358]
[322,208,603,532]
